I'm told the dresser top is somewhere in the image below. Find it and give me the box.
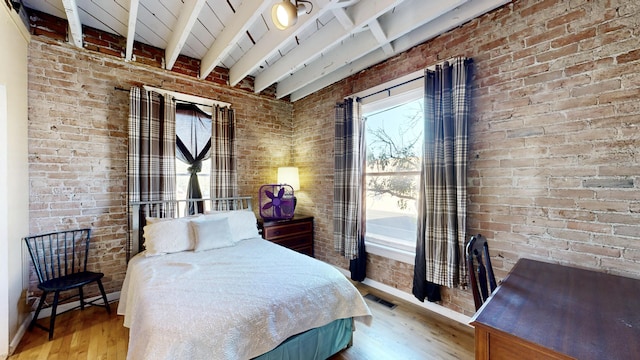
[471,258,640,359]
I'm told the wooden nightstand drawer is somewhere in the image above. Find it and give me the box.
[259,215,314,257]
[270,234,312,250]
[263,221,312,239]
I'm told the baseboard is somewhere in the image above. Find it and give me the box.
[10,314,31,356]
[35,291,120,319]
[335,267,472,326]
[8,291,120,357]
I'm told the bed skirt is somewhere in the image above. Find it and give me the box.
[253,317,353,359]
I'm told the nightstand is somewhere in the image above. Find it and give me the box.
[258,215,314,257]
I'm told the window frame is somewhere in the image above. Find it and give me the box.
[358,70,424,264]
[174,101,214,215]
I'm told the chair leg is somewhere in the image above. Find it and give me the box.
[48,291,60,341]
[97,280,111,314]
[79,286,85,310]
[29,292,48,331]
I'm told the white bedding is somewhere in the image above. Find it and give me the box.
[117,237,372,360]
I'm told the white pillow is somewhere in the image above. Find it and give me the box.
[200,210,260,243]
[143,217,193,256]
[148,215,202,245]
[189,216,235,251]
[227,210,261,242]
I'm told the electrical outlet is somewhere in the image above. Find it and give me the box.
[24,290,38,305]
[30,297,41,311]
[20,289,33,306]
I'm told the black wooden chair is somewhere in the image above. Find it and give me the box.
[24,228,110,340]
[466,234,497,311]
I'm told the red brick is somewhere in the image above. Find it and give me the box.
[547,8,587,29]
[617,48,640,64]
[525,26,566,47]
[551,28,596,48]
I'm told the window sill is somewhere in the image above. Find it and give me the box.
[365,239,415,264]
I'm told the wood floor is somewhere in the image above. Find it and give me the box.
[9,285,474,360]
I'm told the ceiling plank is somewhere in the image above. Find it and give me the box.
[277,0,466,98]
[22,0,66,19]
[289,0,511,101]
[165,0,208,70]
[279,29,380,98]
[368,19,393,55]
[61,0,83,48]
[252,0,403,93]
[125,0,140,61]
[228,0,337,88]
[290,47,387,101]
[199,0,268,80]
[332,7,353,29]
[76,1,127,36]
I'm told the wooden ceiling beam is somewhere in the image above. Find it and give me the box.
[368,19,393,55]
[277,0,466,98]
[125,0,140,61]
[61,0,83,48]
[332,7,354,30]
[252,0,403,94]
[289,0,511,101]
[165,0,208,70]
[228,0,336,88]
[199,0,268,80]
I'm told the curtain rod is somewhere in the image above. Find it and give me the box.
[356,75,424,102]
[355,57,469,102]
[113,86,231,109]
[174,99,215,109]
[143,85,231,108]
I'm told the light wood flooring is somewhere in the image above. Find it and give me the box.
[9,285,474,360]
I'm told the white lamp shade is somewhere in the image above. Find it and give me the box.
[271,1,298,30]
[278,167,300,191]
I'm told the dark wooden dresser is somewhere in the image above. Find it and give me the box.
[470,258,640,360]
[258,215,314,257]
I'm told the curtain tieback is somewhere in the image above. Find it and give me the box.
[187,160,202,174]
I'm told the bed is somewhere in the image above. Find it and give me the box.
[118,197,372,359]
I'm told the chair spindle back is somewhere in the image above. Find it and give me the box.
[466,234,497,311]
[24,229,92,284]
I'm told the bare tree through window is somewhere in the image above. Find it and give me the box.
[365,98,423,245]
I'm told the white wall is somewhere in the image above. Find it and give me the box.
[0,4,30,358]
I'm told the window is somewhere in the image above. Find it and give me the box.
[361,79,423,258]
[175,158,211,199]
[175,103,212,215]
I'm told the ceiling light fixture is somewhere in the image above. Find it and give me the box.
[271,0,313,30]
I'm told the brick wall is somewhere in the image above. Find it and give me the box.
[294,0,640,316]
[25,0,640,317]
[27,36,293,297]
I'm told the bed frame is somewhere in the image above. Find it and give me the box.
[124,196,355,359]
[127,196,252,260]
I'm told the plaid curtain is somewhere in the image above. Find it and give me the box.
[413,58,472,295]
[128,87,176,254]
[334,98,366,280]
[210,105,237,209]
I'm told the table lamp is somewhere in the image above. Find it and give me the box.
[277,167,299,211]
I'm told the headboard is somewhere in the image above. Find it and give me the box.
[127,197,253,260]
